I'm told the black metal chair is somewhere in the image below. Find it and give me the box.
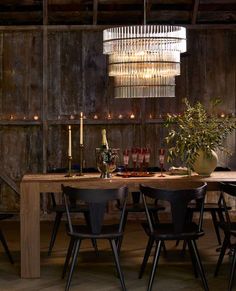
[61,184,128,291]
[0,213,14,264]
[139,182,209,291]
[214,182,236,291]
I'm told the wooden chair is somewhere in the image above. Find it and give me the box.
[48,192,98,256]
[214,182,236,291]
[117,191,165,253]
[187,167,231,246]
[139,182,208,291]
[61,184,128,291]
[47,167,99,256]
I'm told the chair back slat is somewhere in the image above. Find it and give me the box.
[140,182,207,234]
[88,202,106,234]
[61,184,128,235]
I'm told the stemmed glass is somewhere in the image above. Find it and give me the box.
[123,149,130,175]
[137,148,144,172]
[131,148,138,172]
[159,148,165,177]
[144,148,151,172]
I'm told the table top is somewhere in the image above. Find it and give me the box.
[21,171,236,183]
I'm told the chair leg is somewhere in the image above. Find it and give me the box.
[147,240,162,291]
[229,248,236,291]
[139,236,155,279]
[190,240,209,291]
[48,212,63,256]
[214,236,229,277]
[62,237,75,279]
[211,210,221,245]
[117,210,128,254]
[110,239,126,291]
[187,240,198,278]
[0,229,14,264]
[65,239,81,291]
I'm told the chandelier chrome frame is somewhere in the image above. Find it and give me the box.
[103,1,187,98]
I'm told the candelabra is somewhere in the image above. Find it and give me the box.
[65,155,73,177]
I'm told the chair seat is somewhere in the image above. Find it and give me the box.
[49,205,89,213]
[189,202,231,211]
[142,222,204,240]
[219,222,236,234]
[68,224,123,239]
[125,203,165,212]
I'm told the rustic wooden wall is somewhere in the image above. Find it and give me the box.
[0,27,235,210]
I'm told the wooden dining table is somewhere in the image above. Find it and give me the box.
[20,171,236,278]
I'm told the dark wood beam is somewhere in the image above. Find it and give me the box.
[0,24,235,32]
[43,0,48,173]
[192,0,199,24]
[93,0,98,25]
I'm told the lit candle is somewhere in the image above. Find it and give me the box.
[68,125,72,157]
[33,115,39,120]
[94,114,98,119]
[80,112,83,145]
[130,113,135,119]
[118,114,123,119]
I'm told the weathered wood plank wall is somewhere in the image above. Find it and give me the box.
[0,28,235,210]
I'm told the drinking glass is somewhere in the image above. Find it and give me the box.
[137,148,144,172]
[144,148,151,172]
[159,148,165,177]
[123,149,130,174]
[131,148,138,172]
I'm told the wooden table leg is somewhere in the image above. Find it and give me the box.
[20,182,40,278]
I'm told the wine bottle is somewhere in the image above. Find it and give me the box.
[101,129,109,150]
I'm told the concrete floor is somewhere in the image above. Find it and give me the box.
[0,219,233,290]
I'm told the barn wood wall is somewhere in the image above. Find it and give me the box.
[0,28,235,211]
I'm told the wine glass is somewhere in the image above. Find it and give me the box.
[159,148,165,177]
[123,149,130,175]
[144,148,151,172]
[131,148,138,172]
[137,148,144,172]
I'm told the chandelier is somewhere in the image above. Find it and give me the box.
[103,4,187,98]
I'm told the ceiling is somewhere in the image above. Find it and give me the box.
[0,0,235,26]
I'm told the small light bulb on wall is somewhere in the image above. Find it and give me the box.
[107,113,112,119]
[118,114,123,119]
[70,115,75,120]
[130,113,135,119]
[10,115,14,120]
[94,114,98,119]
[149,114,153,119]
[220,113,225,118]
[33,115,39,120]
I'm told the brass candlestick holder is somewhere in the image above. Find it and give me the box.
[65,156,74,177]
[78,144,84,176]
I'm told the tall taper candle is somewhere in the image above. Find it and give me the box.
[80,112,83,145]
[68,125,72,156]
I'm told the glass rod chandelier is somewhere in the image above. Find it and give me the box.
[103,5,187,98]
